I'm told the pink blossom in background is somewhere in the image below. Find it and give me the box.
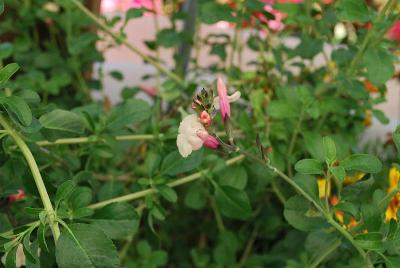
[139,85,158,96]
[217,77,231,120]
[388,21,400,42]
[8,190,25,203]
[101,0,163,14]
[131,0,163,14]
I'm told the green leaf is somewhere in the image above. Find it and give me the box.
[293,35,323,59]
[5,245,17,268]
[0,43,13,60]
[39,109,85,134]
[157,185,178,203]
[373,109,389,125]
[56,223,120,268]
[354,232,383,250]
[0,0,3,15]
[330,166,345,182]
[160,150,203,176]
[217,165,248,190]
[0,96,32,126]
[56,180,77,204]
[267,101,298,119]
[323,136,336,164]
[214,184,251,220]
[386,256,400,268]
[335,0,370,22]
[295,159,324,175]
[394,126,400,160]
[68,187,92,209]
[106,99,151,130]
[340,154,382,173]
[184,183,207,210]
[284,195,328,231]
[361,204,381,232]
[125,8,144,21]
[22,232,36,264]
[109,71,123,81]
[0,63,19,85]
[156,29,181,48]
[200,2,234,24]
[363,48,394,85]
[37,224,49,252]
[90,203,139,239]
[303,132,324,161]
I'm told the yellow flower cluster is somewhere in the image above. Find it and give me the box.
[385,166,400,221]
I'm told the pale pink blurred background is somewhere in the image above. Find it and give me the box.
[95,0,400,142]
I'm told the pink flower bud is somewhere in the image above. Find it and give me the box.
[217,77,230,120]
[388,21,400,42]
[8,189,25,203]
[197,130,220,149]
[199,111,212,127]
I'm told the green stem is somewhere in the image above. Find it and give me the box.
[88,155,245,209]
[309,239,341,268]
[238,226,258,268]
[237,149,368,260]
[210,196,225,232]
[70,0,184,87]
[0,115,60,241]
[286,108,305,178]
[346,0,396,75]
[34,131,236,146]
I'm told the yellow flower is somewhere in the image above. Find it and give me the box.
[363,110,372,127]
[343,172,365,186]
[317,177,331,199]
[385,166,400,222]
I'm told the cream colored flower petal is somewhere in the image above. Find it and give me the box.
[177,134,193,157]
[228,91,241,103]
[213,91,240,110]
[187,135,204,150]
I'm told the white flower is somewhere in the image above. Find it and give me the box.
[177,114,206,157]
[213,91,241,110]
[1,244,26,268]
[42,2,60,13]
[334,23,347,40]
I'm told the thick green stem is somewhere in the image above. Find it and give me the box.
[70,0,184,87]
[0,115,60,241]
[88,155,245,209]
[237,149,368,260]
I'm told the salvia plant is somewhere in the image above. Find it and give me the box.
[0,0,400,267]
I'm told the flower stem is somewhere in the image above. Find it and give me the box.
[70,0,184,87]
[34,131,237,146]
[309,239,341,268]
[0,115,60,241]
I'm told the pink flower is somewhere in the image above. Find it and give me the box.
[196,130,220,149]
[8,189,25,203]
[388,21,400,42]
[214,78,241,120]
[139,85,158,96]
[199,111,212,127]
[217,77,231,120]
[177,115,219,157]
